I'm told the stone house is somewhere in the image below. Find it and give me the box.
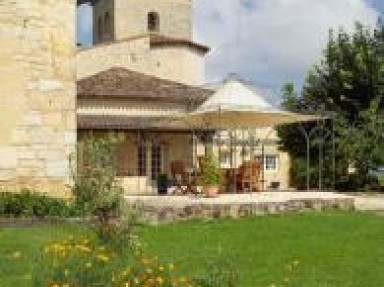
[0,0,291,196]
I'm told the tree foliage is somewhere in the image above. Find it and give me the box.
[278,21,384,190]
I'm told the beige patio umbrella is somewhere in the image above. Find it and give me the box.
[185,78,322,193]
[186,79,320,129]
[186,78,320,129]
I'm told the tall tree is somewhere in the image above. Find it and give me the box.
[278,21,384,190]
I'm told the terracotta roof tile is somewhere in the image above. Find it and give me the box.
[77,67,213,104]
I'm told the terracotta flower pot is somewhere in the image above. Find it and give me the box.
[204,185,219,198]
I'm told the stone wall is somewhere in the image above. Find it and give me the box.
[77,37,206,85]
[0,0,77,196]
[136,198,355,225]
[113,0,191,41]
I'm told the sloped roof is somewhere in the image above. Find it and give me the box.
[149,34,209,53]
[77,34,209,54]
[77,67,212,104]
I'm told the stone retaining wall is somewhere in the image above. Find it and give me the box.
[136,198,355,224]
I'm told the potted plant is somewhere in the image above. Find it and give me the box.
[157,173,168,195]
[202,154,221,197]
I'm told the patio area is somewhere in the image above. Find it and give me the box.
[126,192,355,224]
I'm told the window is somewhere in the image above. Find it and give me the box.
[138,139,147,176]
[265,155,278,171]
[148,11,160,32]
[104,12,110,35]
[220,153,231,168]
[97,17,102,41]
[151,139,162,180]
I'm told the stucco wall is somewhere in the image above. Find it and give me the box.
[0,0,77,195]
[77,37,205,85]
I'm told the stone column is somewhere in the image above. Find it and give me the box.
[0,0,77,196]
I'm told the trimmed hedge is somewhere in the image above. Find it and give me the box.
[0,191,85,218]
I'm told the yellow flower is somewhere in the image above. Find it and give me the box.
[269,284,277,287]
[124,282,130,287]
[141,258,151,265]
[293,260,300,266]
[284,277,290,283]
[75,245,91,253]
[168,263,175,270]
[85,262,92,268]
[96,254,110,263]
[156,276,164,284]
[62,283,70,287]
[178,277,187,283]
[12,251,21,259]
[158,266,164,272]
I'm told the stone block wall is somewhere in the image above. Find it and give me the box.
[114,0,191,41]
[77,37,206,85]
[0,0,77,196]
[136,198,356,225]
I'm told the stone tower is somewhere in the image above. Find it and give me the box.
[78,0,207,85]
[0,0,77,196]
[93,0,192,44]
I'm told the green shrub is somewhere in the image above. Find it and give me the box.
[202,154,221,186]
[72,135,142,253]
[0,190,84,218]
[72,136,123,222]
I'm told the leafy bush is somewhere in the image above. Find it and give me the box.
[289,158,319,190]
[0,190,83,218]
[202,154,221,186]
[72,135,124,221]
[72,135,142,253]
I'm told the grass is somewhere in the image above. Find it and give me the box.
[1,212,384,286]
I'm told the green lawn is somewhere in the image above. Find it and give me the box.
[1,212,384,286]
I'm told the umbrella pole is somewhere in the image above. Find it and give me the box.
[248,129,252,196]
[234,130,238,194]
[231,129,237,194]
[261,142,265,192]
